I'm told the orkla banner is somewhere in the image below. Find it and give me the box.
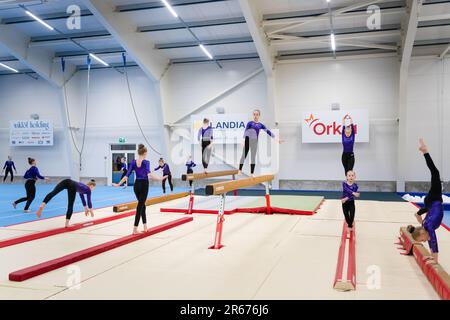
[302,110,369,143]
[191,114,247,144]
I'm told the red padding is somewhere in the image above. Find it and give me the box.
[9,217,193,282]
[347,224,356,288]
[413,245,450,300]
[333,222,347,287]
[160,208,236,215]
[0,211,136,249]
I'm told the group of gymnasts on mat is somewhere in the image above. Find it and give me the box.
[340,115,444,263]
[194,109,283,177]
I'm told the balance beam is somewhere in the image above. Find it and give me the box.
[182,170,239,181]
[398,227,450,300]
[333,222,356,291]
[0,211,136,249]
[9,217,193,282]
[205,175,274,196]
[113,191,190,212]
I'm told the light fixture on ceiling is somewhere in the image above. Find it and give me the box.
[0,62,19,73]
[89,53,109,67]
[25,10,55,31]
[199,44,213,60]
[160,0,178,18]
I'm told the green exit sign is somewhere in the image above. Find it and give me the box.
[119,137,126,143]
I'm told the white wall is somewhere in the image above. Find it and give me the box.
[0,74,71,176]
[1,56,448,186]
[405,57,450,182]
[276,57,400,181]
[65,67,164,179]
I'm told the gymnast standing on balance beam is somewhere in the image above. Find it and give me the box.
[341,114,356,175]
[13,157,49,213]
[408,138,444,264]
[238,109,282,177]
[198,118,213,174]
[2,156,17,183]
[113,144,166,234]
[341,170,360,235]
[36,179,97,227]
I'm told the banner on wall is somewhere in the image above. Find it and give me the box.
[9,120,54,146]
[302,110,369,143]
[191,114,248,144]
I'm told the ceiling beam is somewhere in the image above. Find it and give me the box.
[267,0,385,35]
[264,1,405,23]
[171,53,259,64]
[0,23,75,87]
[116,0,228,12]
[29,31,113,47]
[271,30,400,46]
[239,0,274,76]
[82,0,169,81]
[440,43,450,57]
[155,36,253,49]
[2,10,93,24]
[138,17,246,32]
[418,13,450,21]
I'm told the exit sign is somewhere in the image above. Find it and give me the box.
[119,137,126,143]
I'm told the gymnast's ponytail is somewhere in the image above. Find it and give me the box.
[28,157,35,165]
[407,225,426,241]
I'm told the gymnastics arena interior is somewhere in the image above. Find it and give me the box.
[0,0,449,307]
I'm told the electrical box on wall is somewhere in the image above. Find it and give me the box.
[331,103,340,111]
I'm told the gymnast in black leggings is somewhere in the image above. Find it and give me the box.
[341,114,356,175]
[114,144,165,235]
[13,158,49,213]
[36,179,97,227]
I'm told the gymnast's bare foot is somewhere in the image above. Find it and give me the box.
[36,204,45,218]
[132,227,139,235]
[24,210,32,214]
[143,224,148,233]
[419,138,428,154]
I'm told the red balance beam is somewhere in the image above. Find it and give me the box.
[9,217,193,282]
[398,228,450,300]
[0,211,137,249]
[333,222,356,291]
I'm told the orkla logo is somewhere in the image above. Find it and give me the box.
[304,114,358,136]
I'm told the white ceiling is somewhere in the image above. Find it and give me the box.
[0,0,448,75]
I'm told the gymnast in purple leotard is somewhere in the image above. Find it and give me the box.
[408,139,444,264]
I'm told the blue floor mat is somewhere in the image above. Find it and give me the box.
[0,183,189,227]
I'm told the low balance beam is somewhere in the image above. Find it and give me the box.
[0,211,137,249]
[182,169,239,181]
[9,217,193,282]
[113,191,190,212]
[334,222,356,291]
[205,175,274,196]
[398,227,450,299]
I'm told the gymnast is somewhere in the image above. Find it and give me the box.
[13,157,49,213]
[2,156,17,183]
[408,138,444,264]
[185,156,196,187]
[341,114,356,175]
[341,170,360,235]
[239,109,282,176]
[36,179,97,227]
[198,118,213,173]
[113,144,165,234]
[155,158,173,194]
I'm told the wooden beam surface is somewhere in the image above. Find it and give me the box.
[182,170,239,181]
[113,191,190,212]
[205,175,274,195]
